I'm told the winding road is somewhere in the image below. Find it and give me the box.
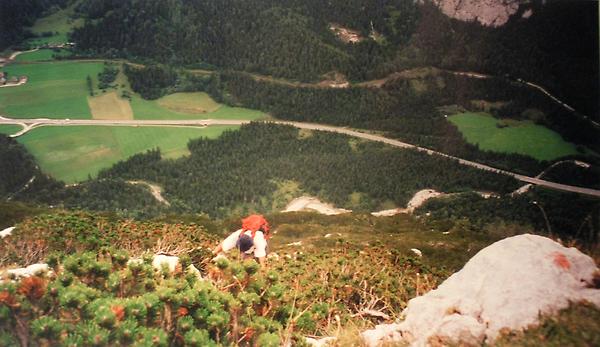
[2,115,599,198]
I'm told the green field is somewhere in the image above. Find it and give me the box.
[25,3,82,46]
[157,92,221,113]
[14,49,69,62]
[0,61,103,119]
[0,125,22,136]
[448,112,579,161]
[0,61,266,120]
[132,93,267,120]
[18,125,238,183]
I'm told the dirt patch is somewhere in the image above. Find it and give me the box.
[283,196,351,215]
[470,99,509,113]
[358,67,443,88]
[128,180,170,206]
[318,71,350,88]
[329,23,364,44]
[88,92,133,120]
[372,189,444,216]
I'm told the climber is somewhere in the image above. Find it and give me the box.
[212,214,270,267]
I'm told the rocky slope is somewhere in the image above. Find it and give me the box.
[433,0,528,27]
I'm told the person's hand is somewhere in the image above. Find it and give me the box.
[212,244,223,255]
[257,257,266,268]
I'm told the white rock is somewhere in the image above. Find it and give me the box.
[361,323,403,347]
[511,184,533,196]
[305,336,337,347]
[433,0,523,27]
[0,226,14,238]
[212,253,228,262]
[152,254,180,272]
[406,190,443,213]
[371,208,404,217]
[324,233,332,238]
[362,234,600,346]
[127,258,143,266]
[6,263,49,278]
[186,264,203,280]
[286,241,302,247]
[410,248,423,257]
[371,189,444,216]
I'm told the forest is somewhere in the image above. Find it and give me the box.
[97,123,519,217]
[2,127,599,246]
[0,125,518,219]
[0,0,70,50]
[417,189,600,247]
[0,135,166,219]
[215,71,598,175]
[123,64,211,100]
[68,0,598,120]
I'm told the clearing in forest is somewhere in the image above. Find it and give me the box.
[14,49,69,62]
[25,3,83,46]
[448,112,579,161]
[156,92,221,114]
[88,91,134,120]
[132,93,267,121]
[17,125,238,183]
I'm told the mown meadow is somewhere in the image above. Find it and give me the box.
[0,61,103,119]
[17,125,238,183]
[0,57,267,183]
[0,125,22,136]
[448,112,580,161]
[130,93,266,121]
[14,49,70,63]
[22,2,82,47]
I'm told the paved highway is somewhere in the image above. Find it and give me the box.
[1,116,599,198]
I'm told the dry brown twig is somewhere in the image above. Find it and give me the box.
[1,238,48,266]
[152,232,193,256]
[351,284,392,321]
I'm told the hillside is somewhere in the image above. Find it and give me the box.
[2,124,599,245]
[1,210,599,346]
[1,1,599,346]
[67,0,598,121]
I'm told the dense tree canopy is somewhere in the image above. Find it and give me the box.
[98,123,520,217]
[68,0,597,119]
[0,0,69,50]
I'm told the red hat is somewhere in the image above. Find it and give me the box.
[242,214,270,234]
